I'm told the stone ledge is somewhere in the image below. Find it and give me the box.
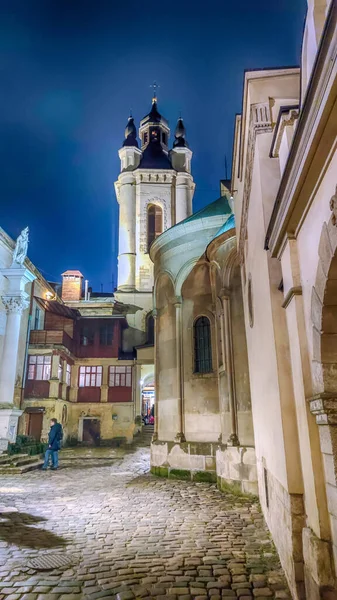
[151,465,217,483]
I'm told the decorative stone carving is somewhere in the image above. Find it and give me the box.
[1,294,30,315]
[140,197,168,253]
[12,227,29,266]
[272,109,299,159]
[309,393,337,425]
[329,185,337,226]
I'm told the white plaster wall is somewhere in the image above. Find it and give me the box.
[243,147,290,490]
[296,152,337,367]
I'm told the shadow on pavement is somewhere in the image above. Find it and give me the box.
[0,511,68,549]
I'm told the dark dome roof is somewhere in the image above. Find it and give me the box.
[123,116,138,148]
[173,117,188,148]
[140,101,169,128]
[138,141,173,170]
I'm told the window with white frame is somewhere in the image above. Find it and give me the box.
[28,355,51,380]
[79,366,102,387]
[66,363,71,386]
[109,366,132,387]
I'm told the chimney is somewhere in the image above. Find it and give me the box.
[61,270,84,302]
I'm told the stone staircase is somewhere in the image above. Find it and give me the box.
[0,452,43,474]
[135,424,154,448]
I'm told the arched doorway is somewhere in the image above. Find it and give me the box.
[141,373,155,424]
[310,220,337,588]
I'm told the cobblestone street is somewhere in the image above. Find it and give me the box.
[0,445,290,600]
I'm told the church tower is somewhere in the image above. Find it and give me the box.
[114,93,195,292]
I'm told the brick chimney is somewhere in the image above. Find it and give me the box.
[61,270,84,302]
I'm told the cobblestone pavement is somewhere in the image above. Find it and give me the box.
[0,446,291,600]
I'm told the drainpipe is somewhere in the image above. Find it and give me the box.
[21,280,35,409]
[222,293,239,446]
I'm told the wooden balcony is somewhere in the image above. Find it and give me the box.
[30,329,73,353]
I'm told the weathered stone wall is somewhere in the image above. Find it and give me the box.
[20,397,136,443]
[216,445,257,495]
[182,261,221,442]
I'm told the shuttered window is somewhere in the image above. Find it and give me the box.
[194,317,212,373]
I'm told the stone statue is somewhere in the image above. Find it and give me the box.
[12,227,29,266]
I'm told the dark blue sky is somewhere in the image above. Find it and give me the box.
[1,0,307,290]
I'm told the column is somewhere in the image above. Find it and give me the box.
[49,352,60,398]
[117,172,136,291]
[153,309,159,441]
[0,293,29,447]
[175,174,189,223]
[69,364,79,402]
[135,363,142,418]
[221,293,239,446]
[174,298,185,443]
[61,358,67,400]
[101,365,108,402]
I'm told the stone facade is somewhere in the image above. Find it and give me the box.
[232,1,337,597]
[150,186,257,495]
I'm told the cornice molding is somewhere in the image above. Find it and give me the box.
[270,106,299,159]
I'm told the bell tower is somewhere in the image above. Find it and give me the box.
[114,94,195,293]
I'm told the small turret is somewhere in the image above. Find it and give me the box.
[173,118,188,148]
[123,115,138,148]
[170,116,192,174]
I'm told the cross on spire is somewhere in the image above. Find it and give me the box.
[150,81,160,104]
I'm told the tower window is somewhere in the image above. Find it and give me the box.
[194,316,212,373]
[143,132,148,145]
[147,204,163,251]
[162,132,167,145]
[150,128,159,141]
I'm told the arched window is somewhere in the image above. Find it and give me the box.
[147,204,163,251]
[194,316,212,373]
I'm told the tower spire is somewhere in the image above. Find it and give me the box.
[150,81,160,104]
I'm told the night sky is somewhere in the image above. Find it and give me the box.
[1,0,307,291]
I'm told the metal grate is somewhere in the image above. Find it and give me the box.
[28,553,73,571]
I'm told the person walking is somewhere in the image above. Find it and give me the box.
[42,418,63,470]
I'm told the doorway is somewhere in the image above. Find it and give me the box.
[28,412,43,441]
[142,384,155,424]
[82,418,101,446]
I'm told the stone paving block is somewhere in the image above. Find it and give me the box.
[0,445,290,600]
[116,592,135,600]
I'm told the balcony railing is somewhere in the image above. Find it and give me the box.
[30,329,73,353]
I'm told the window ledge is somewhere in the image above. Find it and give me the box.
[191,372,215,379]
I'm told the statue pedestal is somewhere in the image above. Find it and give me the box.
[0,407,23,452]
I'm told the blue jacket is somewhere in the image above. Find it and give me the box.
[48,423,63,451]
